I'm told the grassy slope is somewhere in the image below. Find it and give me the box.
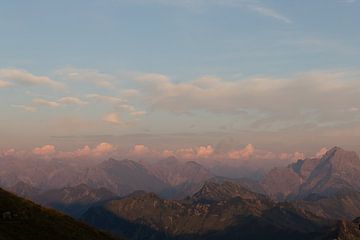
[0,188,121,240]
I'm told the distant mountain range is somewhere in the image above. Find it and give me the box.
[0,157,214,199]
[3,146,360,239]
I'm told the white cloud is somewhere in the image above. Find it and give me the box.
[103,112,123,125]
[0,68,65,90]
[87,94,126,104]
[58,97,87,105]
[120,0,291,23]
[32,96,87,108]
[33,98,61,108]
[88,93,146,117]
[11,104,37,112]
[0,80,12,88]
[134,70,360,128]
[247,4,291,23]
[57,67,115,89]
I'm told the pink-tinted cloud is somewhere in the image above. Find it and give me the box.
[162,149,175,158]
[0,80,11,88]
[130,144,150,156]
[196,145,214,158]
[278,151,305,161]
[315,147,328,158]
[32,145,56,155]
[227,144,255,160]
[92,142,114,156]
[42,142,114,159]
[0,148,16,157]
[175,148,196,159]
[103,112,123,125]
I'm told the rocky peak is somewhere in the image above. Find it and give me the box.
[192,181,263,203]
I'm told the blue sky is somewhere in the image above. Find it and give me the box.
[1,0,360,159]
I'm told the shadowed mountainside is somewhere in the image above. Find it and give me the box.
[33,183,118,218]
[82,181,360,240]
[0,187,120,240]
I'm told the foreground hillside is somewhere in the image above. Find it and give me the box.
[0,188,119,240]
[82,181,360,240]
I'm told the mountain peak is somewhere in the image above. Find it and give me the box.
[324,146,345,156]
[320,146,359,164]
[192,181,263,203]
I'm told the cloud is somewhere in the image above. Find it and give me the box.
[196,145,214,158]
[278,151,305,161]
[32,96,87,108]
[247,4,291,23]
[0,68,65,90]
[103,112,123,125]
[57,142,115,159]
[88,94,146,117]
[129,110,147,117]
[32,145,56,155]
[56,68,115,89]
[33,98,61,108]
[175,148,196,159]
[315,147,328,158]
[121,0,291,23]
[57,97,87,105]
[11,104,37,112]
[0,148,16,157]
[130,144,150,156]
[87,94,127,105]
[0,80,12,88]
[162,149,175,158]
[134,71,360,128]
[92,142,114,156]
[227,144,255,160]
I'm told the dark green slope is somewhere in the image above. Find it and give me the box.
[0,187,120,240]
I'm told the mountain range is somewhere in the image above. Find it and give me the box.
[261,147,360,201]
[2,146,360,239]
[81,181,360,240]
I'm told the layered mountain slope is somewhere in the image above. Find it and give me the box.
[82,181,359,240]
[77,159,168,196]
[261,147,360,201]
[0,187,120,240]
[34,184,118,218]
[0,158,83,190]
[293,191,360,220]
[299,147,360,197]
[6,181,40,199]
[190,180,267,203]
[146,157,214,186]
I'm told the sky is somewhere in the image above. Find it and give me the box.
[1,0,360,162]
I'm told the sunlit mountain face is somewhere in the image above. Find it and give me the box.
[1,1,360,239]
